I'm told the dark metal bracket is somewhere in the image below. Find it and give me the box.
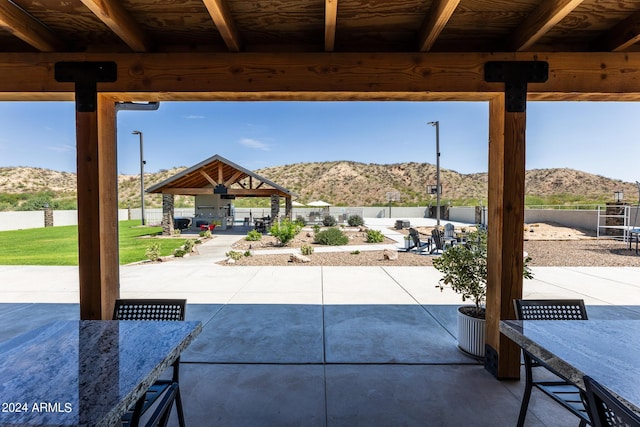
[484,61,548,112]
[484,344,499,377]
[55,62,117,112]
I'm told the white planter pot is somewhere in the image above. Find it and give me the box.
[457,306,486,358]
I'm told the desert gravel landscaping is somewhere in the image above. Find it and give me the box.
[218,223,640,267]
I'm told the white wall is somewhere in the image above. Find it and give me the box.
[0,206,619,233]
[0,209,130,231]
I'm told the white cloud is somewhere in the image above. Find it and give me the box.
[239,138,270,151]
[48,144,75,153]
[184,115,205,119]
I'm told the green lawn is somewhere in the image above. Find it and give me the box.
[0,220,190,265]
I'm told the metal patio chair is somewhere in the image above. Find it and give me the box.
[113,299,187,427]
[584,375,640,427]
[513,299,591,427]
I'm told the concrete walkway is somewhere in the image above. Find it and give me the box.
[2,219,640,426]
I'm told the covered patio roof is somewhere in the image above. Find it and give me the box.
[146,154,295,199]
[2,0,640,379]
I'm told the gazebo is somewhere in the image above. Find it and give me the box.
[1,0,640,380]
[146,154,296,234]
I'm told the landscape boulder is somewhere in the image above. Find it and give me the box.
[383,249,398,260]
[290,253,311,263]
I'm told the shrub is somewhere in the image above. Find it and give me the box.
[347,215,364,227]
[183,239,196,253]
[145,242,161,261]
[312,224,321,234]
[269,219,301,246]
[300,244,314,255]
[244,250,252,257]
[173,229,181,236]
[366,229,385,243]
[323,215,337,226]
[173,248,187,257]
[225,250,243,261]
[350,250,360,255]
[199,230,211,238]
[294,216,307,226]
[315,227,348,246]
[246,229,262,241]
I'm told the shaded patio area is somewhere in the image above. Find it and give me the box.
[2,264,640,426]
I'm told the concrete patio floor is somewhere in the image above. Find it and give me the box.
[2,261,640,426]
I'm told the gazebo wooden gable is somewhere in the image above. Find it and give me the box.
[146,154,294,199]
[2,0,640,379]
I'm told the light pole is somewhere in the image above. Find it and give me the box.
[132,130,146,225]
[427,121,441,227]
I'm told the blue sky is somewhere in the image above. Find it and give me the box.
[0,100,639,183]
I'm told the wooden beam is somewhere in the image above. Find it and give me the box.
[596,10,640,52]
[325,0,338,52]
[229,188,287,197]
[508,0,583,51]
[1,52,640,99]
[202,0,241,52]
[199,170,218,186]
[224,170,244,187]
[485,95,525,379]
[163,188,213,195]
[160,187,286,197]
[80,0,151,52]
[97,96,120,320]
[0,1,65,51]
[77,96,119,320]
[217,162,224,183]
[417,0,460,52]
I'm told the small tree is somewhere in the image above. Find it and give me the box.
[432,228,533,318]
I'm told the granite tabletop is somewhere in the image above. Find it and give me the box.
[0,319,202,426]
[501,319,640,413]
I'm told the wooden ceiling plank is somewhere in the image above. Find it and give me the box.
[325,0,338,52]
[199,170,218,186]
[508,0,584,51]
[202,0,241,52]
[80,0,151,52]
[418,0,460,52]
[597,11,640,52]
[0,1,65,52]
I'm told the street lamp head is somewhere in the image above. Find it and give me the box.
[132,130,141,135]
[427,121,438,126]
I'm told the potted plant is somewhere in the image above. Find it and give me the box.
[403,234,412,249]
[432,228,533,358]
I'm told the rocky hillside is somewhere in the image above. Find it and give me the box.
[256,161,636,206]
[0,163,636,209]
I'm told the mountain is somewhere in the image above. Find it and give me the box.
[255,161,636,206]
[0,163,636,210]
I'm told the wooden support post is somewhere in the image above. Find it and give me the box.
[484,61,548,379]
[485,95,525,379]
[55,62,119,320]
